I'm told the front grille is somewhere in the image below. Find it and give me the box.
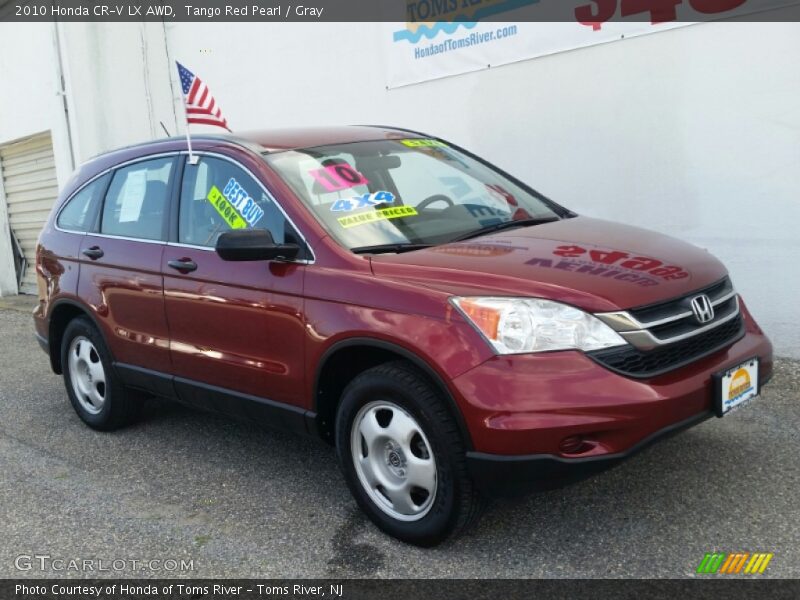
[589,314,745,378]
[590,276,745,378]
[629,277,733,325]
[647,294,738,342]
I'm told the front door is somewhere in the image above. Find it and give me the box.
[161,154,310,430]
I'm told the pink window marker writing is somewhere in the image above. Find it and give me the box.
[310,164,369,192]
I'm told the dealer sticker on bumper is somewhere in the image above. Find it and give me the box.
[715,358,759,417]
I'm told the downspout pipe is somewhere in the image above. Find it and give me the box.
[52,22,76,171]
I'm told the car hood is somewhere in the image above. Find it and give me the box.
[369,216,728,313]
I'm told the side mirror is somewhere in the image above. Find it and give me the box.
[215,229,300,262]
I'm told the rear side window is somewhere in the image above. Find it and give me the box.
[101,157,175,241]
[178,156,302,251]
[57,174,109,232]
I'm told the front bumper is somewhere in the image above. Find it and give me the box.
[466,410,712,496]
[451,299,773,495]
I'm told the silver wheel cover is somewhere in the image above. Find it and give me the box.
[67,336,107,415]
[351,401,438,522]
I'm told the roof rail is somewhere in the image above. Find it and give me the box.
[356,124,438,139]
[86,133,263,161]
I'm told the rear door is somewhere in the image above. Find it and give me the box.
[42,172,110,300]
[78,155,177,380]
[161,153,310,427]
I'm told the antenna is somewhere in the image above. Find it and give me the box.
[159,121,171,137]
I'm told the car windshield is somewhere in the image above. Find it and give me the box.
[263,138,565,252]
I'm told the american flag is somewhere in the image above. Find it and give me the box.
[176,62,231,131]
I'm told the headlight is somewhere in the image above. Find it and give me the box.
[450,297,627,355]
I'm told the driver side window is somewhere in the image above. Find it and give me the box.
[178,156,303,253]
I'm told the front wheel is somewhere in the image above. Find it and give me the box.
[335,361,485,546]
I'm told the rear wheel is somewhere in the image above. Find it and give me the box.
[335,361,485,546]
[61,317,141,430]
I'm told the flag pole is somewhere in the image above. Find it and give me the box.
[182,100,198,165]
[176,61,198,165]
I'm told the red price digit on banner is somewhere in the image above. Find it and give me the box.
[575,0,618,30]
[577,0,748,28]
[689,0,746,13]
[309,164,369,192]
[621,0,682,23]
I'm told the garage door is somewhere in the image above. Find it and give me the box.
[0,132,59,294]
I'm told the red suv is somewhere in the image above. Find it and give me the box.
[34,126,772,545]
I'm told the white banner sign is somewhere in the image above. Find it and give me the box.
[383,0,798,88]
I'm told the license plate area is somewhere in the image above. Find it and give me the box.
[714,357,759,417]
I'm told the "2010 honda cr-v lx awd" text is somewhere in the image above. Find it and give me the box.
[34,126,772,545]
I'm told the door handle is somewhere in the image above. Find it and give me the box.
[167,258,198,273]
[82,246,104,260]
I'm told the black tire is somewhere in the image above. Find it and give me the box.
[60,316,141,431]
[335,361,485,546]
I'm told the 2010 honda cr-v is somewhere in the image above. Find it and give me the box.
[34,126,773,546]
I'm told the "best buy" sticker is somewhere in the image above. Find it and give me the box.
[224,178,264,226]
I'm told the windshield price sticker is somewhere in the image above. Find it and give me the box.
[338,206,418,229]
[330,191,395,212]
[401,139,448,148]
[207,185,247,230]
[310,164,369,192]
[219,178,265,227]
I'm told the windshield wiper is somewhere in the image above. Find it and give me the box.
[351,243,433,255]
[449,217,560,243]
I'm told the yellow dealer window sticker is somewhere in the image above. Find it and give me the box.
[400,139,448,148]
[337,206,418,229]
[207,185,247,230]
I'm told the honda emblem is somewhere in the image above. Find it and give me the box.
[690,294,715,324]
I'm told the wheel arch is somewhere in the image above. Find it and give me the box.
[47,299,107,374]
[312,337,474,450]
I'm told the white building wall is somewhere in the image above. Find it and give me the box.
[57,23,179,162]
[0,20,797,356]
[0,24,78,186]
[0,24,69,294]
[0,25,59,145]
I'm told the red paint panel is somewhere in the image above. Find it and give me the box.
[162,250,306,406]
[76,235,170,371]
[371,217,729,312]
